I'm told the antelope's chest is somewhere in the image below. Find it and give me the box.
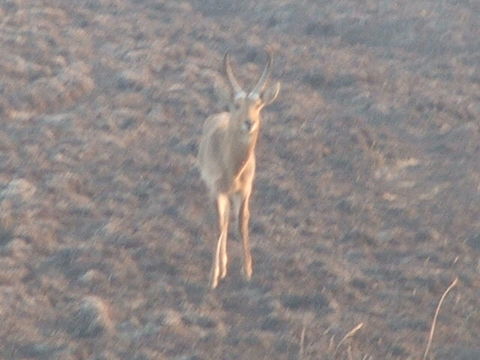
[232,156,256,190]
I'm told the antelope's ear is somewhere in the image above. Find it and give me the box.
[261,82,281,106]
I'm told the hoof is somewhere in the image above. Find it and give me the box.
[210,269,220,289]
[220,270,227,280]
[210,278,219,289]
[243,267,252,281]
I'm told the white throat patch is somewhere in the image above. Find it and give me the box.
[234,92,247,100]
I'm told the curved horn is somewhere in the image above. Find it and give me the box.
[223,52,244,95]
[250,49,272,96]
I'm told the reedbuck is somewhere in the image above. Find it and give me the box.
[198,49,280,288]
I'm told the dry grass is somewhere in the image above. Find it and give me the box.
[423,277,459,360]
[0,0,479,359]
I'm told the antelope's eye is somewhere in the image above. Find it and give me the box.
[242,119,254,132]
[232,100,242,111]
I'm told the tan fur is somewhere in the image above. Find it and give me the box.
[198,50,280,288]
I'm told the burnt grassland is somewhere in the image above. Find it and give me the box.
[0,0,479,359]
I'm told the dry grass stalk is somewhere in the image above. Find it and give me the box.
[299,324,306,359]
[422,277,459,360]
[333,322,364,358]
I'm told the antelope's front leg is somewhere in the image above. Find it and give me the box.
[210,194,230,289]
[238,193,253,280]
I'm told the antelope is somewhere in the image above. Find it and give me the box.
[198,49,280,289]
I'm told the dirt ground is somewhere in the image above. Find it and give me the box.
[0,0,479,359]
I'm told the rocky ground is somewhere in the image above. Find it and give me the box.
[0,0,479,359]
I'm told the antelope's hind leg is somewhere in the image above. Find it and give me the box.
[219,205,229,280]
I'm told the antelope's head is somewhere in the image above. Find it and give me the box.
[223,50,280,136]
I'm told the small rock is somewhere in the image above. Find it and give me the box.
[161,309,183,327]
[79,269,106,284]
[117,70,146,91]
[66,296,113,338]
[1,178,36,201]
[5,237,30,257]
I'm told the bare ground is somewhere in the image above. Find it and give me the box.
[0,0,479,359]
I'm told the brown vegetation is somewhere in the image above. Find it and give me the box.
[0,0,479,359]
